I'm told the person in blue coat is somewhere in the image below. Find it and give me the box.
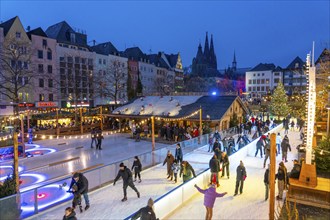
[175,143,183,163]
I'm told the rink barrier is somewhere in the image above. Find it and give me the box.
[125,124,283,220]
[4,133,209,219]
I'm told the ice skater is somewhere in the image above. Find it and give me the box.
[68,172,90,211]
[131,156,142,182]
[194,181,227,220]
[131,198,158,220]
[113,162,140,202]
[175,143,183,163]
[234,160,247,196]
[163,150,175,180]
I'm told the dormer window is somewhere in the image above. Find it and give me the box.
[16,32,21,39]
[295,63,299,68]
[70,33,76,43]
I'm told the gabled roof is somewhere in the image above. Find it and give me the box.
[148,53,169,69]
[165,54,179,68]
[316,48,330,64]
[27,27,48,39]
[286,56,305,69]
[249,63,276,72]
[0,16,18,36]
[91,42,118,55]
[274,66,283,72]
[121,47,147,61]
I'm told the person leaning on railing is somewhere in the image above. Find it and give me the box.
[131,198,159,220]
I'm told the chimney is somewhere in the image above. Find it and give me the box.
[26,26,31,32]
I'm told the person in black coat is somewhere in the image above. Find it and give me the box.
[234,160,247,196]
[255,137,265,158]
[213,139,221,152]
[114,162,140,202]
[63,207,77,220]
[175,143,183,163]
[281,135,291,162]
[132,156,142,182]
[220,152,230,179]
[264,164,270,201]
[209,154,220,186]
[96,128,104,150]
[131,198,158,220]
[69,172,90,210]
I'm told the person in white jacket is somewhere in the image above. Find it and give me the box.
[276,133,282,155]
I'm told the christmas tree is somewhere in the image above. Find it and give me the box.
[269,81,291,119]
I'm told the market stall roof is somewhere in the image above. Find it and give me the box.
[108,95,249,121]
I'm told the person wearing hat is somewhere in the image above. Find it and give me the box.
[194,182,227,220]
[69,172,90,211]
[131,198,158,220]
[163,150,175,180]
[234,160,247,196]
[275,161,287,200]
[114,162,140,202]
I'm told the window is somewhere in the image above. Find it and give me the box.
[16,32,21,38]
[257,79,260,84]
[23,77,28,85]
[274,78,280,83]
[75,57,80,63]
[261,79,265,84]
[19,93,23,101]
[39,79,44,87]
[23,62,28,69]
[18,77,22,84]
[274,72,280,76]
[253,79,256,84]
[48,79,53,88]
[261,87,265,91]
[39,94,45,101]
[70,33,76,43]
[248,79,252,84]
[38,64,44,73]
[253,74,256,77]
[295,63,299,68]
[99,59,102,64]
[49,94,53,101]
[38,50,43,59]
[103,59,106,65]
[67,56,73,63]
[257,73,260,76]
[42,39,47,47]
[262,73,264,76]
[11,60,15,68]
[266,79,269,84]
[47,49,52,60]
[257,87,260,91]
[88,59,93,65]
[47,65,53,73]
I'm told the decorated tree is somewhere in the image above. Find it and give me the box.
[269,82,291,119]
[136,72,143,95]
[314,137,330,173]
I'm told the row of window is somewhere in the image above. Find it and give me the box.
[247,78,281,85]
[140,66,153,73]
[60,56,93,65]
[11,60,28,69]
[38,64,53,73]
[17,92,53,102]
[247,86,270,92]
[39,94,54,101]
[58,43,88,51]
[39,78,53,88]
[37,49,52,60]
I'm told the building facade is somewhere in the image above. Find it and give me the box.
[283,56,307,95]
[245,63,283,98]
[46,21,94,108]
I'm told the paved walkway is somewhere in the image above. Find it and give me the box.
[28,129,302,220]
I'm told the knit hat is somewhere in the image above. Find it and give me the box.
[147,198,154,207]
[119,162,124,167]
[73,173,80,178]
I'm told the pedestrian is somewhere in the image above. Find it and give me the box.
[284,119,289,134]
[71,183,83,213]
[263,136,271,168]
[275,161,287,200]
[175,143,183,163]
[171,159,181,183]
[209,154,220,187]
[113,162,140,202]
[96,128,104,150]
[69,172,90,211]
[222,138,228,154]
[163,150,175,180]
[131,198,158,220]
[213,139,221,152]
[220,152,230,179]
[131,156,142,183]
[255,136,265,158]
[135,125,141,142]
[264,164,270,201]
[180,161,196,182]
[276,133,282,155]
[63,207,77,220]
[290,120,295,131]
[90,128,97,148]
[281,135,291,162]
[194,182,227,220]
[208,134,214,152]
[234,160,247,196]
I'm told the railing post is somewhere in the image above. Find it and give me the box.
[34,188,38,214]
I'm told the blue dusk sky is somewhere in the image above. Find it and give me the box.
[1,0,329,69]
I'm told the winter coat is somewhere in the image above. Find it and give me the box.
[264,168,269,184]
[63,211,77,220]
[175,147,183,159]
[163,154,175,174]
[276,135,282,145]
[236,165,247,181]
[131,206,157,220]
[276,166,287,182]
[289,164,301,179]
[281,139,291,152]
[213,142,220,152]
[180,163,196,182]
[214,148,222,163]
[132,160,142,173]
[173,127,179,136]
[171,163,181,174]
[213,132,221,140]
[195,185,226,208]
[70,173,89,194]
[114,166,133,184]
[256,139,264,148]
[220,154,229,166]
[209,158,220,173]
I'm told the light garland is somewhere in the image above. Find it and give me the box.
[155,108,201,121]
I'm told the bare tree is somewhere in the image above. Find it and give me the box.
[0,35,35,114]
[94,59,127,105]
[154,71,174,95]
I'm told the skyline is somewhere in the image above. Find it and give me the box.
[1,0,329,69]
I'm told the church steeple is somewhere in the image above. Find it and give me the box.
[209,34,217,69]
[203,32,210,61]
[196,42,203,63]
[232,50,237,71]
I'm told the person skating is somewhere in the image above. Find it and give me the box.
[171,159,181,183]
[63,207,77,220]
[90,128,97,148]
[132,156,142,183]
[234,160,247,196]
[194,181,227,220]
[209,154,220,187]
[180,161,196,182]
[276,133,282,155]
[163,150,175,180]
[263,136,271,168]
[131,198,159,220]
[264,164,270,201]
[113,162,140,202]
[208,134,214,152]
[71,184,83,213]
[213,130,221,141]
[175,143,183,164]
[220,152,230,179]
[255,136,265,158]
[96,128,104,150]
[212,139,221,152]
[69,172,90,211]
[281,135,291,162]
[275,161,287,200]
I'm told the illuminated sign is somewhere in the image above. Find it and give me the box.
[35,102,58,108]
[18,103,35,107]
